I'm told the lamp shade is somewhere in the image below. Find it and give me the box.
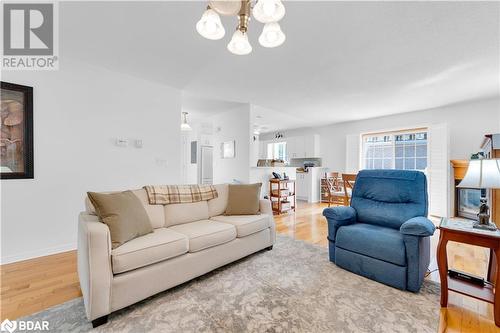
[457,159,500,189]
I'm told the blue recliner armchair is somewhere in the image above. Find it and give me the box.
[323,169,435,292]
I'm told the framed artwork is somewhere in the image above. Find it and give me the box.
[1,82,34,179]
[221,140,235,159]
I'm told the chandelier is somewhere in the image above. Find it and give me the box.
[196,0,286,55]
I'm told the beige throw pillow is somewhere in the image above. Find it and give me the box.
[87,191,153,249]
[225,183,262,216]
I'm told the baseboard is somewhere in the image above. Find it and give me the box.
[0,243,76,265]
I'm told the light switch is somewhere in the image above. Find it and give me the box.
[155,158,168,167]
[135,139,143,148]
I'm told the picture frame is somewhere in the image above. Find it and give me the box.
[1,81,34,179]
[221,140,235,159]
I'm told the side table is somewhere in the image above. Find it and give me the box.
[437,217,500,326]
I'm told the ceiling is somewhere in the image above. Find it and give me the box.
[61,1,500,132]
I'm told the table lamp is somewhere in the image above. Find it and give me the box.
[457,158,500,231]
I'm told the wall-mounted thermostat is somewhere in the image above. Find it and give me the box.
[115,138,128,147]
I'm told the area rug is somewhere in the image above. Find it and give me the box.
[21,235,440,332]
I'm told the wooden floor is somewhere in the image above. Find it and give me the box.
[1,201,498,332]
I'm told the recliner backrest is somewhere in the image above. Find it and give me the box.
[350,170,428,229]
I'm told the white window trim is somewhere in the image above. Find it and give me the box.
[358,125,431,171]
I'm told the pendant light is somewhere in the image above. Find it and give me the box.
[181,112,192,131]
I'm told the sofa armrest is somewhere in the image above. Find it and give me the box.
[77,212,113,321]
[259,199,272,215]
[259,199,276,245]
[400,216,435,237]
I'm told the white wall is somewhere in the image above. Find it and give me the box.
[1,59,182,264]
[211,105,251,184]
[261,97,500,170]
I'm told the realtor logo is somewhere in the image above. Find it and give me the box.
[0,319,49,332]
[2,2,58,70]
[0,319,17,333]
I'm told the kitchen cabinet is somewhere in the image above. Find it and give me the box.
[287,135,320,159]
[296,168,323,202]
[287,137,305,159]
[304,135,320,158]
[296,172,309,200]
[258,134,320,162]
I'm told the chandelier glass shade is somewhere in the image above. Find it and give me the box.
[252,0,285,23]
[196,0,286,55]
[196,9,225,40]
[227,30,252,55]
[258,22,285,47]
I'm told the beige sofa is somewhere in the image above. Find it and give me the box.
[77,184,275,327]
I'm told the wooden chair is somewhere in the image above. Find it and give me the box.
[323,172,346,207]
[341,173,357,206]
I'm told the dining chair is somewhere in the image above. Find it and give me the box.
[341,173,357,206]
[323,172,346,207]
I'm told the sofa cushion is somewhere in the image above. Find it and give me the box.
[168,220,236,252]
[336,223,406,266]
[87,191,153,249]
[225,183,262,215]
[210,214,271,237]
[164,201,209,227]
[132,189,166,229]
[208,184,229,217]
[85,189,165,229]
[111,228,188,274]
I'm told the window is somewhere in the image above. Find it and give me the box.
[362,129,428,171]
[267,142,287,160]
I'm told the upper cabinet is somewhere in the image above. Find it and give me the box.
[258,134,320,162]
[287,134,320,159]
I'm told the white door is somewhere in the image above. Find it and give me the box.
[200,146,213,185]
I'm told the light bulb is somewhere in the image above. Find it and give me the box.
[196,9,225,40]
[227,30,252,55]
[259,22,286,48]
[253,0,285,23]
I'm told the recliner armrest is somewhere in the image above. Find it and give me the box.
[323,206,357,225]
[400,216,435,237]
